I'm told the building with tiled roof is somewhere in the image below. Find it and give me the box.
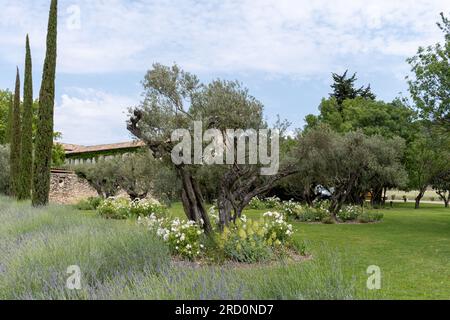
[59,141,146,165]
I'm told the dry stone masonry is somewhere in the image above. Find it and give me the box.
[49,170,98,205]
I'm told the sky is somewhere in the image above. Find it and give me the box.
[0,0,449,145]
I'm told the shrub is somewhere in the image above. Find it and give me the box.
[322,216,336,224]
[336,205,362,222]
[264,196,281,209]
[263,212,294,245]
[217,212,293,263]
[281,200,329,222]
[76,197,103,211]
[357,212,384,223]
[248,197,266,210]
[248,196,281,210]
[138,215,204,260]
[98,197,167,220]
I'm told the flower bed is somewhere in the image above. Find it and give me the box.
[98,197,168,219]
[138,211,296,263]
[248,196,281,210]
[138,215,204,260]
[280,200,383,224]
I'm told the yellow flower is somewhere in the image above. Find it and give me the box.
[239,229,247,240]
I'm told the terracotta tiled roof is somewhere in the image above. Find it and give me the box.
[58,143,84,153]
[59,141,146,155]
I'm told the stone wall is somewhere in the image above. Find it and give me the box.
[49,170,98,205]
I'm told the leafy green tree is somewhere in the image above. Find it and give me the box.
[51,140,65,167]
[293,128,406,219]
[74,159,121,199]
[0,90,13,144]
[305,97,417,142]
[10,68,21,198]
[32,0,58,207]
[0,145,10,195]
[116,151,159,200]
[407,12,449,131]
[191,81,298,226]
[128,64,298,230]
[152,164,181,205]
[406,130,449,208]
[431,170,450,207]
[128,64,213,232]
[18,35,34,200]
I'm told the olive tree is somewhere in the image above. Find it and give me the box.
[294,127,407,219]
[115,151,158,200]
[128,64,298,231]
[128,64,214,232]
[74,159,121,199]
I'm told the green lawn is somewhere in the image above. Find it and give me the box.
[1,197,449,299]
[169,202,450,299]
[293,204,450,299]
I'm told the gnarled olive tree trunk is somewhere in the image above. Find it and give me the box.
[177,166,212,234]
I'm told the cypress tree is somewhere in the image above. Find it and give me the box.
[10,68,21,197]
[32,0,58,207]
[18,35,34,200]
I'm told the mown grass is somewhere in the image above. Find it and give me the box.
[293,203,450,299]
[0,196,370,300]
[167,202,450,299]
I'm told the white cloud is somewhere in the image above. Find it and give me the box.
[54,88,137,145]
[0,0,448,77]
[1,0,449,144]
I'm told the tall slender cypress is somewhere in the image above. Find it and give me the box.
[18,35,34,200]
[10,68,21,197]
[32,0,58,206]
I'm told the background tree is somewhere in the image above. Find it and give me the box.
[0,145,10,195]
[294,128,406,219]
[407,12,449,131]
[406,130,449,208]
[330,70,376,107]
[18,35,34,200]
[9,68,21,198]
[32,0,58,207]
[74,159,121,199]
[116,151,158,200]
[152,164,181,205]
[0,90,13,144]
[431,170,450,207]
[305,97,417,142]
